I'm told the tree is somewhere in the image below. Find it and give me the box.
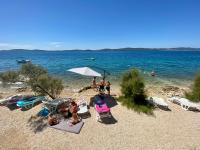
[0,63,64,99]
[19,63,64,99]
[185,71,200,102]
[118,68,153,114]
[30,74,64,99]
[20,63,47,79]
[0,70,19,83]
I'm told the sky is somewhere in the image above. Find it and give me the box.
[0,0,200,50]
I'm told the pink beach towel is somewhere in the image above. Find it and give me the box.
[95,103,110,113]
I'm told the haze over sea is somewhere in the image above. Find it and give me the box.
[0,49,200,87]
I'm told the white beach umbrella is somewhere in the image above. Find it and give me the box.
[67,67,102,77]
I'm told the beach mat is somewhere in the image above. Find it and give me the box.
[49,119,84,134]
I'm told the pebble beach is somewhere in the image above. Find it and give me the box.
[0,84,200,150]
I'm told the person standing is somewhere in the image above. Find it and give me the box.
[105,81,111,95]
[98,78,106,93]
[91,77,97,89]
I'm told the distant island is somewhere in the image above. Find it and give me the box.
[0,47,200,51]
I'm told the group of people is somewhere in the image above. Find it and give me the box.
[48,77,111,126]
[91,77,111,95]
[48,101,80,126]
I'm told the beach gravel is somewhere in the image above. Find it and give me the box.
[0,86,200,150]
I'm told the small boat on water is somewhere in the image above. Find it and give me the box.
[84,57,95,61]
[90,57,95,60]
[16,59,31,64]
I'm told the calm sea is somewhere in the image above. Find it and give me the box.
[0,49,200,87]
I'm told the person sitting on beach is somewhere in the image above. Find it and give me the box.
[69,101,79,125]
[105,81,111,95]
[48,113,59,126]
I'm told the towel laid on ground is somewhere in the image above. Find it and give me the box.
[49,119,84,134]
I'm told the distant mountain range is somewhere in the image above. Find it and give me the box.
[0,47,200,51]
[98,47,200,51]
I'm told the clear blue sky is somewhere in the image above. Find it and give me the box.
[0,0,200,50]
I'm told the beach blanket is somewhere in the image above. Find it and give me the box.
[49,119,84,134]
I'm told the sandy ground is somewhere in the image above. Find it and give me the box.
[0,85,200,150]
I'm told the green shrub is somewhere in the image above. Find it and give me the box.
[185,72,200,102]
[0,70,19,83]
[118,68,153,114]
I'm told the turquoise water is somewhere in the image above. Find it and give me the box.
[0,49,200,87]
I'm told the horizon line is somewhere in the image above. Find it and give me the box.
[1,47,200,51]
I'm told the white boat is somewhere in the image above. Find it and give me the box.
[16,59,31,64]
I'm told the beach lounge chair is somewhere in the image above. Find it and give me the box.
[168,96,181,105]
[77,100,89,116]
[94,95,111,122]
[0,94,22,105]
[148,97,169,110]
[17,96,45,109]
[95,104,112,122]
[168,97,200,111]
[7,95,33,105]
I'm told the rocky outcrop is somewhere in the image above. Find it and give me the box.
[161,86,186,97]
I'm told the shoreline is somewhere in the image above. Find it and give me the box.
[60,75,193,91]
[0,79,191,98]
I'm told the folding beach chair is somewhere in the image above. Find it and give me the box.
[77,99,90,118]
[42,98,72,113]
